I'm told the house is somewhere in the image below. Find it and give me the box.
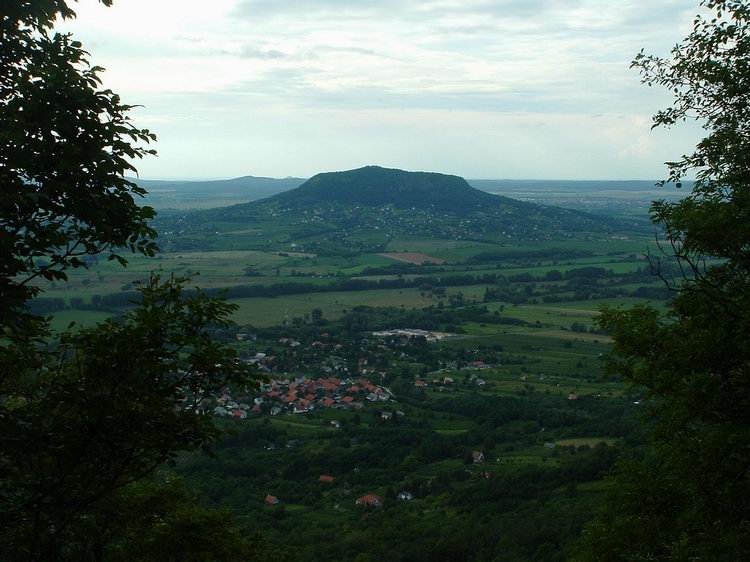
[381,411,393,421]
[319,475,335,484]
[568,392,579,400]
[264,494,280,505]
[397,491,413,501]
[472,450,485,464]
[414,380,428,388]
[375,388,389,399]
[356,494,384,508]
[544,442,556,449]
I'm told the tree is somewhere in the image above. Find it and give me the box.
[0,274,259,559]
[0,0,157,329]
[0,3,259,559]
[575,2,750,559]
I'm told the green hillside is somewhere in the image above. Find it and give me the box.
[160,167,629,255]
[268,166,499,211]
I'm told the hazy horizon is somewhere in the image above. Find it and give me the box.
[133,169,678,184]
[61,0,706,181]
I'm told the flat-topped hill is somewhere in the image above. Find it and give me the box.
[161,166,625,254]
[266,166,501,211]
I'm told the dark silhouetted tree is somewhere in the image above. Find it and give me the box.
[576,2,750,559]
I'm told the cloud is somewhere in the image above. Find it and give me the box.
[233,0,403,18]
[58,0,703,179]
[239,45,288,59]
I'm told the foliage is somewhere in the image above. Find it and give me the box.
[0,276,256,559]
[576,2,750,559]
[180,397,629,562]
[0,0,157,328]
[0,2,260,559]
[56,477,268,562]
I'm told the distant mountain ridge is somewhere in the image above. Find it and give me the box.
[133,171,687,212]
[130,175,305,209]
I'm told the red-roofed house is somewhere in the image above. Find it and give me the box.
[319,475,335,484]
[265,494,279,505]
[415,380,428,388]
[356,494,384,508]
[342,396,355,404]
[322,398,335,408]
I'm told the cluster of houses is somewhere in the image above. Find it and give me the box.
[414,371,487,389]
[371,329,451,342]
[266,489,415,509]
[210,375,394,418]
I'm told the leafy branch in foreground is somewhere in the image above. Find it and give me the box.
[574,2,750,560]
[0,275,260,560]
[1,3,266,560]
[0,0,157,328]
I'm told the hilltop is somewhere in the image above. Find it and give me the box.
[265,166,498,211]
[160,166,626,254]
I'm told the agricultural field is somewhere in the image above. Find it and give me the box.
[36,228,665,331]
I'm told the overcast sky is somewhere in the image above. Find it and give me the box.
[61,0,705,180]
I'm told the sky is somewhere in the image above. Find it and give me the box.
[60,0,706,181]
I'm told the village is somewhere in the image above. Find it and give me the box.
[206,325,510,420]
[210,374,395,419]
